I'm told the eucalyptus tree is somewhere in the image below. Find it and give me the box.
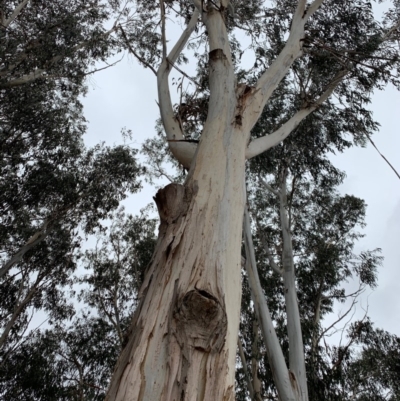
[0,0,143,361]
[237,141,383,399]
[104,1,400,400]
[0,209,158,401]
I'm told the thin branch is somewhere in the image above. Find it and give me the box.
[120,26,157,75]
[365,133,400,180]
[83,57,124,77]
[258,175,280,196]
[1,25,118,88]
[167,59,205,90]
[160,0,167,60]
[382,19,400,42]
[237,335,255,400]
[318,295,358,343]
[0,218,50,279]
[2,0,30,29]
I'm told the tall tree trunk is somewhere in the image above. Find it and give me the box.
[106,8,247,400]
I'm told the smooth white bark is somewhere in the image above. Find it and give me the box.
[278,172,308,401]
[243,207,298,401]
[157,10,200,169]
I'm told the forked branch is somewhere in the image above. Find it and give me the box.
[242,0,325,131]
[157,9,200,169]
[246,68,348,159]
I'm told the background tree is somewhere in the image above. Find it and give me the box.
[0,208,157,400]
[0,0,143,375]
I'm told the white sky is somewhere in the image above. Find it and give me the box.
[81,10,400,341]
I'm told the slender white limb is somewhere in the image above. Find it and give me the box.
[258,175,280,196]
[1,68,46,87]
[157,10,200,169]
[237,335,255,400]
[246,69,347,159]
[243,206,297,401]
[2,0,30,29]
[159,0,167,60]
[0,219,50,279]
[242,0,325,132]
[307,0,325,17]
[279,172,308,401]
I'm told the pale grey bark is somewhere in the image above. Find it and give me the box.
[243,207,298,401]
[106,6,246,399]
[278,170,308,401]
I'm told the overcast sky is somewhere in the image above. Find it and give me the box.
[80,10,400,341]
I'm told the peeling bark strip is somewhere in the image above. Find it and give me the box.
[173,289,227,353]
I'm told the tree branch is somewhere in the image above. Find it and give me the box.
[258,175,280,196]
[365,132,400,180]
[243,205,296,401]
[2,0,30,29]
[1,26,118,88]
[278,170,308,400]
[120,26,157,75]
[242,0,325,131]
[246,68,347,159]
[157,9,200,169]
[160,0,167,60]
[0,219,51,279]
[237,335,255,400]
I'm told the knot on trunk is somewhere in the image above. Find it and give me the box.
[173,289,227,353]
[154,183,192,224]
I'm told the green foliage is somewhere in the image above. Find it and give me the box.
[0,0,143,384]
